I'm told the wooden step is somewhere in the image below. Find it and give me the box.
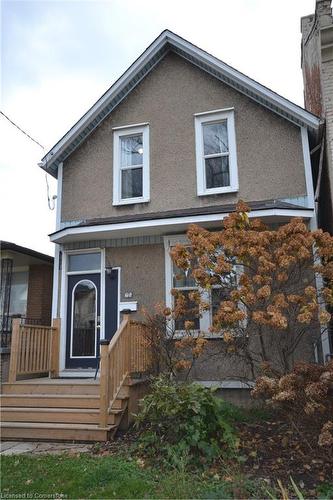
[1,407,100,425]
[108,408,125,426]
[1,407,124,426]
[112,396,128,410]
[1,394,100,409]
[0,422,113,442]
[2,381,100,396]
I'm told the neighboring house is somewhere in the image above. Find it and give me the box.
[0,241,53,381]
[301,0,333,235]
[301,0,333,356]
[0,30,328,442]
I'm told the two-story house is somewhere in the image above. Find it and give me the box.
[1,30,326,442]
[37,30,323,377]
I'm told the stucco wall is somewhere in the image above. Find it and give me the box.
[104,240,317,383]
[105,244,165,314]
[61,52,306,222]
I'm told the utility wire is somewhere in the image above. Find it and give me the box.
[0,110,45,150]
[1,109,56,210]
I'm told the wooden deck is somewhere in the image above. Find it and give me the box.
[0,317,151,442]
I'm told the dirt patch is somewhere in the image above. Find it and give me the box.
[237,418,333,495]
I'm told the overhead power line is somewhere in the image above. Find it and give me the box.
[0,110,45,150]
[1,110,56,210]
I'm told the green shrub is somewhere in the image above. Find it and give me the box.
[134,376,238,467]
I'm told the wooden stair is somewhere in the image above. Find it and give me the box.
[0,379,129,442]
[1,317,150,443]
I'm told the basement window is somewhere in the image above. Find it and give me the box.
[194,109,239,196]
[113,124,150,205]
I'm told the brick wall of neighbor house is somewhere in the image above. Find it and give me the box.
[301,0,333,234]
[61,52,307,223]
[26,264,53,325]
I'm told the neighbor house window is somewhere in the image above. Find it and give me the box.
[194,109,239,196]
[9,271,29,315]
[113,124,149,205]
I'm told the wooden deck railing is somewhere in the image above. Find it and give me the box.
[99,315,150,427]
[8,318,61,383]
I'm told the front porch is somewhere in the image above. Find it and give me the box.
[0,316,150,442]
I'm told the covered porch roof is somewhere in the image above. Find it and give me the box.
[50,200,315,245]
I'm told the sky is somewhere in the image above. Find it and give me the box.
[0,0,316,255]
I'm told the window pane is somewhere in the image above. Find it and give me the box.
[175,289,200,331]
[205,156,230,189]
[72,280,96,357]
[9,271,28,315]
[68,253,101,272]
[121,167,143,199]
[120,134,143,167]
[203,121,228,155]
[173,263,196,288]
[211,287,231,318]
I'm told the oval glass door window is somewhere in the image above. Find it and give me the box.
[71,280,97,357]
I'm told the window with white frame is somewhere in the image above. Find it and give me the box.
[194,109,239,196]
[173,260,201,331]
[113,124,149,205]
[9,271,29,315]
[165,236,241,335]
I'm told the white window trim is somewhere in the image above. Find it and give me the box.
[164,235,220,337]
[164,235,245,338]
[59,249,122,373]
[112,124,150,206]
[60,248,105,373]
[194,109,239,196]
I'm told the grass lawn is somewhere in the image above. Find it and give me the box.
[1,453,264,499]
[2,449,333,499]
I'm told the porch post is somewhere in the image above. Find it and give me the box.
[99,339,110,428]
[8,318,20,383]
[50,318,61,378]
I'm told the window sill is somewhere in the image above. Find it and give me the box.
[173,330,225,339]
[197,186,239,196]
[173,330,245,340]
[113,197,150,206]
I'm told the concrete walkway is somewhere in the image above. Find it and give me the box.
[0,441,93,455]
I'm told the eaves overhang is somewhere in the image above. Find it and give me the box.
[0,240,54,263]
[39,30,321,179]
[50,208,315,245]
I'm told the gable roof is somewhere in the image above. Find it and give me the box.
[39,30,321,179]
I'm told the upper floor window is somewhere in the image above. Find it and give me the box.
[194,109,239,196]
[113,124,150,205]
